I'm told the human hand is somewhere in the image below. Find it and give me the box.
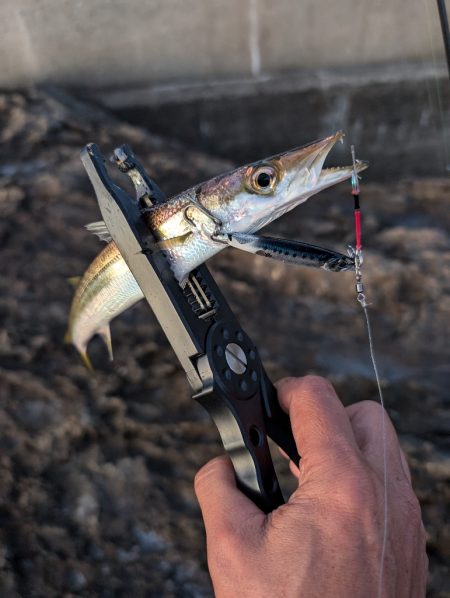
[195,376,427,597]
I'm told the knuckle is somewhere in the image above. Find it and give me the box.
[194,457,223,492]
[275,376,299,392]
[358,399,386,418]
[301,375,335,398]
[193,475,202,496]
[193,468,206,493]
[213,521,236,548]
[351,400,391,432]
[278,375,336,405]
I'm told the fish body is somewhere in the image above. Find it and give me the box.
[66,132,367,364]
[66,241,143,367]
[144,132,362,282]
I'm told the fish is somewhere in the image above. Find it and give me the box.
[66,131,367,365]
[65,241,143,368]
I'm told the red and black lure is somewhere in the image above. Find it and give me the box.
[349,145,367,308]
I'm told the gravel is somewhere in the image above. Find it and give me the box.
[0,88,448,596]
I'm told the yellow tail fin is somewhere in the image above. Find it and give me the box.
[65,333,94,371]
[80,350,93,370]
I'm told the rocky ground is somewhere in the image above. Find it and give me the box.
[0,89,449,597]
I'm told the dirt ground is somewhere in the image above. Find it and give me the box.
[0,89,449,597]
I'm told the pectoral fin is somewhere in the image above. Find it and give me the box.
[88,218,194,254]
[86,221,112,243]
[153,232,193,251]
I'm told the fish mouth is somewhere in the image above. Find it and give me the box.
[268,132,368,223]
[305,131,369,191]
[306,130,346,183]
[316,159,369,192]
[280,131,346,182]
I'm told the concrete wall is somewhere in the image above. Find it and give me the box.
[95,62,450,179]
[0,0,446,90]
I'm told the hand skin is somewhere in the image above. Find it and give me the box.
[195,376,428,598]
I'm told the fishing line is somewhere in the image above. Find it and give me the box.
[437,0,450,77]
[350,2,450,580]
[362,306,388,598]
[349,146,388,598]
[423,0,450,171]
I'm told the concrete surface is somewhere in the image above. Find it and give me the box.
[90,61,450,179]
[0,0,447,89]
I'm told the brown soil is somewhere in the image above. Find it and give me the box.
[0,89,449,597]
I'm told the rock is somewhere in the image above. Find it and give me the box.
[425,454,450,480]
[65,569,87,593]
[134,527,167,553]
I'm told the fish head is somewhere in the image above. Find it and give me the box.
[204,131,368,234]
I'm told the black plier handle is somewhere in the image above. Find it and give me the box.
[80,143,299,513]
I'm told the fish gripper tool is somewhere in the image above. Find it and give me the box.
[80,143,299,513]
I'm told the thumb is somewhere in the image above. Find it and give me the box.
[194,455,265,540]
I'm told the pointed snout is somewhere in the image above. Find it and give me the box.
[277,131,345,175]
[278,130,369,198]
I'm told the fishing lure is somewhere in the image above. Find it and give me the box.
[66,132,367,366]
[348,145,388,598]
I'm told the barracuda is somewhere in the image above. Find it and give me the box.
[66,132,367,367]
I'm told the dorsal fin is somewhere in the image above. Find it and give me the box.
[86,221,112,243]
[67,276,82,288]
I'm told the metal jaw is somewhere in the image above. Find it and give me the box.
[80,143,299,513]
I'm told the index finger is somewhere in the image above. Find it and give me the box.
[276,376,359,472]
[346,400,411,484]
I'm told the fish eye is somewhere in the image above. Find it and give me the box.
[257,172,271,187]
[248,164,278,195]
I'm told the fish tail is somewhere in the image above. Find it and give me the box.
[74,337,94,370]
[65,329,94,370]
[79,349,94,370]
